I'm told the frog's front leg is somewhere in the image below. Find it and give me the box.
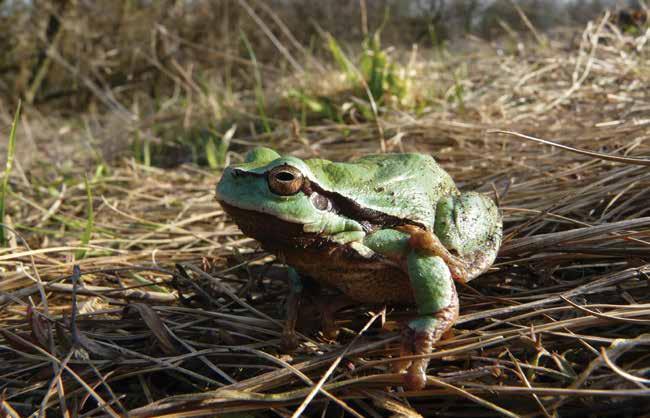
[400,252,458,390]
[281,268,303,351]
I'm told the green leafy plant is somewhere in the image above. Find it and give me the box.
[286,89,340,123]
[315,25,414,121]
[327,35,360,85]
[359,30,413,107]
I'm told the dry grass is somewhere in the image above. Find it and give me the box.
[2,13,650,418]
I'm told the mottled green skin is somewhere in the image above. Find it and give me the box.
[217,147,502,388]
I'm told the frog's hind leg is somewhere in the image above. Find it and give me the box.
[397,251,459,390]
[434,192,502,281]
[401,192,501,283]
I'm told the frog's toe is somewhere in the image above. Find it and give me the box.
[321,316,339,340]
[393,326,415,373]
[280,330,299,352]
[400,305,458,389]
[403,328,436,390]
[314,294,356,340]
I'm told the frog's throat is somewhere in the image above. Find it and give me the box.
[221,201,366,253]
[220,201,317,247]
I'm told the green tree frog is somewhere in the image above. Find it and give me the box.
[216,147,502,389]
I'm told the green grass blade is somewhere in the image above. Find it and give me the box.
[206,124,236,169]
[205,135,219,170]
[133,132,142,163]
[76,175,94,259]
[326,34,358,84]
[240,31,271,134]
[143,138,151,167]
[219,124,236,167]
[0,101,21,247]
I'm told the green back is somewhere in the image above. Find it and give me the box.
[303,153,459,230]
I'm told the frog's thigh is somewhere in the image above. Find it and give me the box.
[402,251,459,390]
[434,192,499,255]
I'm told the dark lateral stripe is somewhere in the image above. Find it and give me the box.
[241,166,425,231]
[308,180,423,230]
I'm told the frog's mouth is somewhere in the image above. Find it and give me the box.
[219,201,330,250]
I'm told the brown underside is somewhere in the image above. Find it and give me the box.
[280,246,414,304]
[219,201,414,304]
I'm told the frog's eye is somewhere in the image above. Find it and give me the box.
[267,165,304,196]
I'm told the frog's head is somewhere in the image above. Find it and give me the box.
[216,147,363,249]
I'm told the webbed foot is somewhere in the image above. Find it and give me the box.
[395,303,458,390]
[397,252,460,390]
